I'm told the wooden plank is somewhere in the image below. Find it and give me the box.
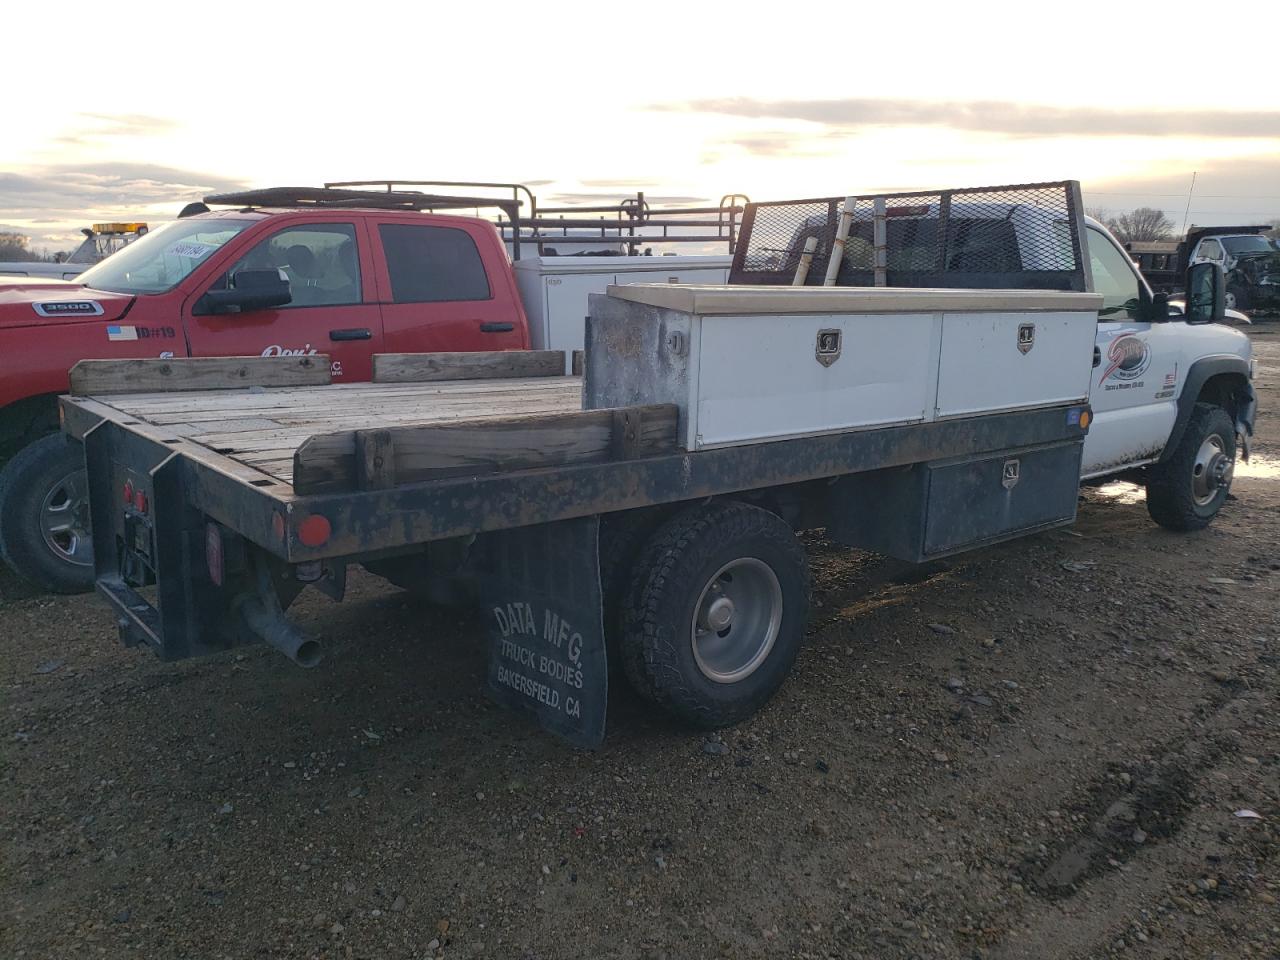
[108,377,582,419]
[373,350,565,383]
[571,350,584,376]
[166,418,288,437]
[356,431,396,490]
[197,399,586,458]
[70,356,331,396]
[57,396,296,494]
[611,408,641,460]
[109,373,580,408]
[291,404,678,494]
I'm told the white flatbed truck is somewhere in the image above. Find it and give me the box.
[58,183,1246,746]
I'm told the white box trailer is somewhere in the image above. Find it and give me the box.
[512,255,731,365]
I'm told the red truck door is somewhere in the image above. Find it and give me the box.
[183,220,382,380]
[370,218,527,353]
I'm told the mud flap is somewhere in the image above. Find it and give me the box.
[481,516,608,748]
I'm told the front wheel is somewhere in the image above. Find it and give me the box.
[1226,285,1251,312]
[1145,403,1236,532]
[0,434,95,593]
[620,501,811,728]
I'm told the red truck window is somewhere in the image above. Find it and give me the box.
[378,223,491,303]
[217,224,362,308]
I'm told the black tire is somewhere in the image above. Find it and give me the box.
[1146,403,1236,532]
[0,434,95,594]
[1226,284,1251,312]
[620,500,810,728]
[598,508,668,675]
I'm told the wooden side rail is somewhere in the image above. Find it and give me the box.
[373,350,566,383]
[69,356,331,395]
[292,404,678,494]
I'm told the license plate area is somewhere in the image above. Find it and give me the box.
[113,462,157,585]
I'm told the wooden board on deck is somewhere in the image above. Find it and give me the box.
[293,403,679,493]
[373,350,564,383]
[79,375,593,490]
[69,356,331,395]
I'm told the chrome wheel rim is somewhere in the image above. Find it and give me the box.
[1191,434,1233,507]
[40,468,93,566]
[690,557,783,684]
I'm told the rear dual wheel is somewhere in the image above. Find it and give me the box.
[618,501,810,728]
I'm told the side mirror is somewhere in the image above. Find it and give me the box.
[1185,262,1225,325]
[1135,285,1171,322]
[202,268,292,314]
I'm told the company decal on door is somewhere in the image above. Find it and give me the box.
[1101,335,1151,391]
[260,344,344,378]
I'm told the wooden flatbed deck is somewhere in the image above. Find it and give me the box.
[83,376,584,487]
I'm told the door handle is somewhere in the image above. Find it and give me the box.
[1093,345,1101,368]
[480,322,515,333]
[329,328,371,342]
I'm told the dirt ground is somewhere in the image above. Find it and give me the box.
[3,330,1279,960]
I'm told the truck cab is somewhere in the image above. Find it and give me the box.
[0,192,530,592]
[1079,215,1253,482]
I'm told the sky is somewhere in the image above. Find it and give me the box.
[4,0,1279,253]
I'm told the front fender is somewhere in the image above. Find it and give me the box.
[1160,356,1254,464]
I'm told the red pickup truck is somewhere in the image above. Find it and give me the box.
[0,197,530,592]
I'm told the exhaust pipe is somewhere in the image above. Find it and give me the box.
[239,594,322,668]
[235,554,323,668]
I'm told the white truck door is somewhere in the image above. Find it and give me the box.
[1081,226,1181,478]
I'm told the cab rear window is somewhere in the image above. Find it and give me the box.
[378,224,491,303]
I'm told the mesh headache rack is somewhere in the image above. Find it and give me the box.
[728,180,1089,292]
[207,181,748,259]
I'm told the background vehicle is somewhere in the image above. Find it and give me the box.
[1126,225,1280,314]
[1184,226,1280,313]
[0,222,147,280]
[0,186,740,592]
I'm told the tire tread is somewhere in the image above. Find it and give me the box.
[620,500,810,728]
[1146,402,1235,532]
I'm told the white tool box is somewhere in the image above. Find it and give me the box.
[584,284,1102,451]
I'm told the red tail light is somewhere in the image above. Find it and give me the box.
[123,480,134,505]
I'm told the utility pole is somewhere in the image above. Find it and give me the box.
[1180,171,1197,235]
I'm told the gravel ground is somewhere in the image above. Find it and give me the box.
[3,329,1278,960]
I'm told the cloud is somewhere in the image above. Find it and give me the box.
[654,97,1280,139]
[80,112,177,133]
[578,178,659,188]
[54,112,179,145]
[1085,154,1280,223]
[712,131,843,159]
[0,164,249,248]
[545,192,710,206]
[0,163,246,219]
